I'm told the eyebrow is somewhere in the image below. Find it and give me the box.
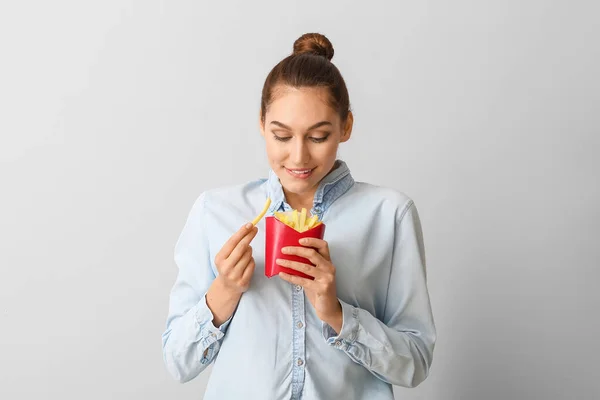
[270,120,333,131]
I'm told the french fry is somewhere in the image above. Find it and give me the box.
[299,208,307,231]
[252,197,271,225]
[306,214,319,230]
[272,207,322,232]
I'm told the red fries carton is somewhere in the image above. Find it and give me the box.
[264,209,326,280]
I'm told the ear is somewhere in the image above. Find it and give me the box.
[340,111,353,143]
[259,110,265,137]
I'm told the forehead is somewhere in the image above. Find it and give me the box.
[266,86,338,125]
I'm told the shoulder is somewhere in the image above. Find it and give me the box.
[347,181,416,219]
[185,178,268,216]
[202,178,267,203]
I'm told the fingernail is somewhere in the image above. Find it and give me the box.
[299,238,307,244]
[281,247,289,254]
[245,223,253,229]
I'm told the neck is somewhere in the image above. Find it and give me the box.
[283,188,315,212]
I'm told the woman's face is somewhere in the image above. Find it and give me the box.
[260,86,352,202]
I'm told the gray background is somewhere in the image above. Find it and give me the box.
[1,1,598,399]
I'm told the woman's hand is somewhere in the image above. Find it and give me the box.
[214,223,258,294]
[277,237,343,333]
[207,223,258,326]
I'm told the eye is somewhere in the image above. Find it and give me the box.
[273,134,291,142]
[309,134,330,143]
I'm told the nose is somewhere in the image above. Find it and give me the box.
[291,138,310,165]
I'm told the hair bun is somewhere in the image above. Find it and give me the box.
[293,33,334,61]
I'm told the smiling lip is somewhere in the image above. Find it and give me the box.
[285,167,315,179]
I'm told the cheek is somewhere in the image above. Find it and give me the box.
[265,141,285,162]
[314,142,338,159]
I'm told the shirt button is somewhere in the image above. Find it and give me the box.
[297,358,304,366]
[335,340,342,347]
[295,285,302,292]
[297,321,304,329]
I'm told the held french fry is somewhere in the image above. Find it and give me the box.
[252,197,271,225]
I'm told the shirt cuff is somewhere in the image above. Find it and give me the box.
[195,294,232,346]
[322,299,359,350]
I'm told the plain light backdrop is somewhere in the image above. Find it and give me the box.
[1,1,598,399]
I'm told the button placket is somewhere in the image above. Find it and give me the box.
[291,282,306,399]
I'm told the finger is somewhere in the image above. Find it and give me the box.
[240,258,256,283]
[218,223,256,260]
[299,237,330,260]
[281,246,323,266]
[231,247,253,279]
[227,227,258,265]
[276,259,319,277]
[278,272,314,289]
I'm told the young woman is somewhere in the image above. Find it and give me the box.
[162,33,436,400]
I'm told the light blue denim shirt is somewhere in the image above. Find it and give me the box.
[162,160,436,399]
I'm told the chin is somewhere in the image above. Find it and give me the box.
[283,178,310,190]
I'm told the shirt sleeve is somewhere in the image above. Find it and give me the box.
[161,192,232,383]
[322,200,436,388]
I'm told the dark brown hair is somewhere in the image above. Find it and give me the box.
[260,33,351,125]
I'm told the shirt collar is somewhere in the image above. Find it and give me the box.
[266,159,355,215]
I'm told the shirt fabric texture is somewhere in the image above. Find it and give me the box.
[162,160,436,399]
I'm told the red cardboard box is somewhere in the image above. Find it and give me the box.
[264,216,326,280]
